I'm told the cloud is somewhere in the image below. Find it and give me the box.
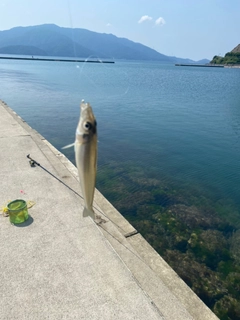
[106,23,111,27]
[138,15,153,24]
[155,17,166,26]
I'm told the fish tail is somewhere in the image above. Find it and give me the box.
[83,207,95,220]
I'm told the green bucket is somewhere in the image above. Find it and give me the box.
[7,199,29,224]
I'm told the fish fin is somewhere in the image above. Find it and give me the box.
[83,207,95,220]
[62,143,75,150]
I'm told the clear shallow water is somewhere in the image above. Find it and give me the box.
[1,59,240,215]
[2,58,240,317]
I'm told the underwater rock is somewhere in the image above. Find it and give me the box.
[226,272,240,294]
[230,230,240,264]
[199,230,228,252]
[164,250,227,307]
[188,230,230,270]
[213,295,240,320]
[169,204,223,229]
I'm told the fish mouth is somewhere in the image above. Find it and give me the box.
[80,101,96,123]
[80,101,89,111]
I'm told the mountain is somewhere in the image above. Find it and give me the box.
[231,44,240,54]
[210,44,240,65]
[0,45,47,55]
[0,25,97,58]
[196,59,210,64]
[0,24,205,63]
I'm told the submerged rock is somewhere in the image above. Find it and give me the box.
[164,250,227,308]
[230,230,240,263]
[188,230,230,270]
[169,204,223,229]
[213,295,240,320]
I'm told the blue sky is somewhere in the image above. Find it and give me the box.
[0,0,239,60]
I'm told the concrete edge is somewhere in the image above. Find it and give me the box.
[0,100,219,320]
[127,233,219,320]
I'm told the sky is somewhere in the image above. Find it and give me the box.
[0,0,239,61]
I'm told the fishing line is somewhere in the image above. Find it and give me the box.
[43,3,132,233]
[96,223,164,281]
[27,155,166,301]
[26,154,127,234]
[97,219,208,295]
[27,154,81,198]
[77,57,130,100]
[66,1,130,100]
[27,154,155,279]
[67,0,78,61]
[97,223,143,262]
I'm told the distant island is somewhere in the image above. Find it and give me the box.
[210,44,240,65]
[0,24,209,64]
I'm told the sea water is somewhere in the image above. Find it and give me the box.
[1,58,240,220]
[2,57,240,317]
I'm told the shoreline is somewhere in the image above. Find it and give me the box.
[0,99,218,320]
[175,63,240,68]
[175,64,224,68]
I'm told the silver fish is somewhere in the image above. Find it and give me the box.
[75,100,97,219]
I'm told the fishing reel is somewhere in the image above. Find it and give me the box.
[27,154,39,167]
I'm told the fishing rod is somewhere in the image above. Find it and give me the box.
[26,154,82,198]
[26,154,145,264]
[26,154,132,234]
[26,154,113,221]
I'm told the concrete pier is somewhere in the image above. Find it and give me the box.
[0,100,219,320]
[175,64,224,68]
[0,56,114,63]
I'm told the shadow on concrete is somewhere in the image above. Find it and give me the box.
[12,215,34,227]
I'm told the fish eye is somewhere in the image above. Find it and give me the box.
[84,121,92,130]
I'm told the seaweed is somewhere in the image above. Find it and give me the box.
[96,160,240,319]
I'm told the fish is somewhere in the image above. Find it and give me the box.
[76,100,97,219]
[64,100,97,219]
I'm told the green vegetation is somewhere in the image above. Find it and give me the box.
[97,161,240,320]
[211,52,240,65]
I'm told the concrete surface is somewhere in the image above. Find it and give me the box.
[0,100,219,320]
